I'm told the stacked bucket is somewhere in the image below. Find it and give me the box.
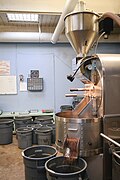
[14,115,58,180]
[15,116,33,149]
[20,116,88,180]
[15,115,55,149]
[0,116,88,180]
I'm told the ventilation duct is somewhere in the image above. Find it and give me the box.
[51,0,78,44]
[0,32,68,43]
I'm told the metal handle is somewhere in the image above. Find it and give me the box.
[100,133,120,148]
[113,151,120,160]
[65,94,83,97]
[70,88,92,91]
[65,93,78,97]
[100,133,120,160]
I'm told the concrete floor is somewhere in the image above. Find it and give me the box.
[0,136,61,180]
[0,135,25,180]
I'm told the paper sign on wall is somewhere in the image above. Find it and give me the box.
[20,82,27,91]
[0,76,17,94]
[0,61,10,75]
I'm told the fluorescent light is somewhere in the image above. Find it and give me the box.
[7,13,38,22]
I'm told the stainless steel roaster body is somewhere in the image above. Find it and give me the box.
[55,54,120,180]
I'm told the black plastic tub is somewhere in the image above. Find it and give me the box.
[35,126,52,145]
[112,151,120,180]
[34,115,53,125]
[45,156,88,180]
[60,105,73,112]
[27,123,42,144]
[0,118,14,144]
[22,145,57,180]
[47,124,56,144]
[16,127,33,149]
[14,116,33,130]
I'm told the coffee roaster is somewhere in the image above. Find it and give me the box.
[52,1,120,180]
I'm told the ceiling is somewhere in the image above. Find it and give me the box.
[0,0,120,43]
[0,12,60,33]
[0,12,120,42]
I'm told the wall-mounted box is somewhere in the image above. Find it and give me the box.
[30,70,39,78]
[27,78,43,91]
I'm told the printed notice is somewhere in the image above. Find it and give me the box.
[0,61,10,75]
[0,76,17,94]
[20,82,27,91]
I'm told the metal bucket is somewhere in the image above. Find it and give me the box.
[16,127,33,149]
[0,118,14,144]
[45,156,88,180]
[22,145,57,180]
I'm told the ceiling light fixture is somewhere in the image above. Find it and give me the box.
[7,13,38,22]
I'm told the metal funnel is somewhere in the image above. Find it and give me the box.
[64,11,99,56]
